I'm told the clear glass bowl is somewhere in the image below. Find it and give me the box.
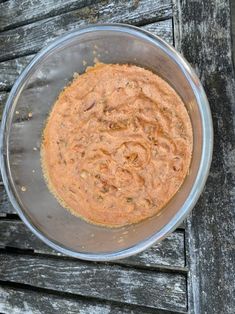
[0,24,213,261]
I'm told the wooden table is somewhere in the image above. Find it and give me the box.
[0,1,234,313]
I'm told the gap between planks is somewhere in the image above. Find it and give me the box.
[0,219,186,270]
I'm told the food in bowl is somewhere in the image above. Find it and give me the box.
[41,63,193,227]
[1,24,213,260]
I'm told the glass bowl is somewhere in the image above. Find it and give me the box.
[0,24,213,261]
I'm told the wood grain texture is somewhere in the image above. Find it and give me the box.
[0,286,178,314]
[0,55,33,91]
[0,0,172,61]
[232,0,235,66]
[0,252,187,312]
[142,19,173,45]
[0,184,15,216]
[0,220,185,268]
[0,92,8,117]
[0,0,101,31]
[0,19,173,92]
[173,0,235,313]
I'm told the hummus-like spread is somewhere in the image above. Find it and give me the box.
[41,64,193,227]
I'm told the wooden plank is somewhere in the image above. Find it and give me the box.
[142,19,173,45]
[0,286,178,314]
[0,184,15,216]
[118,229,185,269]
[0,252,187,312]
[0,220,185,268]
[0,19,173,92]
[232,0,235,66]
[0,0,172,61]
[0,0,101,32]
[0,91,8,104]
[0,91,8,117]
[173,0,235,313]
[0,55,33,91]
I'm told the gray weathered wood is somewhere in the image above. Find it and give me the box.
[0,0,172,61]
[0,55,33,91]
[173,0,235,313]
[143,19,173,45]
[0,286,177,314]
[0,220,185,268]
[0,91,8,117]
[0,19,173,92]
[232,0,235,66]
[0,0,101,31]
[0,184,15,216]
[0,252,187,312]
[0,287,180,314]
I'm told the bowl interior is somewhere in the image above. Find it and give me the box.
[2,26,206,258]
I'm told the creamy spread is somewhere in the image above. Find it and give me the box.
[41,64,193,227]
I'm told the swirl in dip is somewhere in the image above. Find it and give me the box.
[41,64,193,227]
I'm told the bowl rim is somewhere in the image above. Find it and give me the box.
[0,23,213,261]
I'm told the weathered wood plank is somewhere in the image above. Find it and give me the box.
[173,0,235,313]
[0,20,173,91]
[0,220,185,268]
[0,19,173,92]
[232,0,235,66]
[0,55,33,91]
[0,0,101,32]
[118,230,185,269]
[142,19,173,45]
[0,0,172,61]
[0,91,8,117]
[0,286,178,314]
[0,184,15,216]
[0,252,187,312]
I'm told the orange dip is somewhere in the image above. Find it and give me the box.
[41,64,193,227]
